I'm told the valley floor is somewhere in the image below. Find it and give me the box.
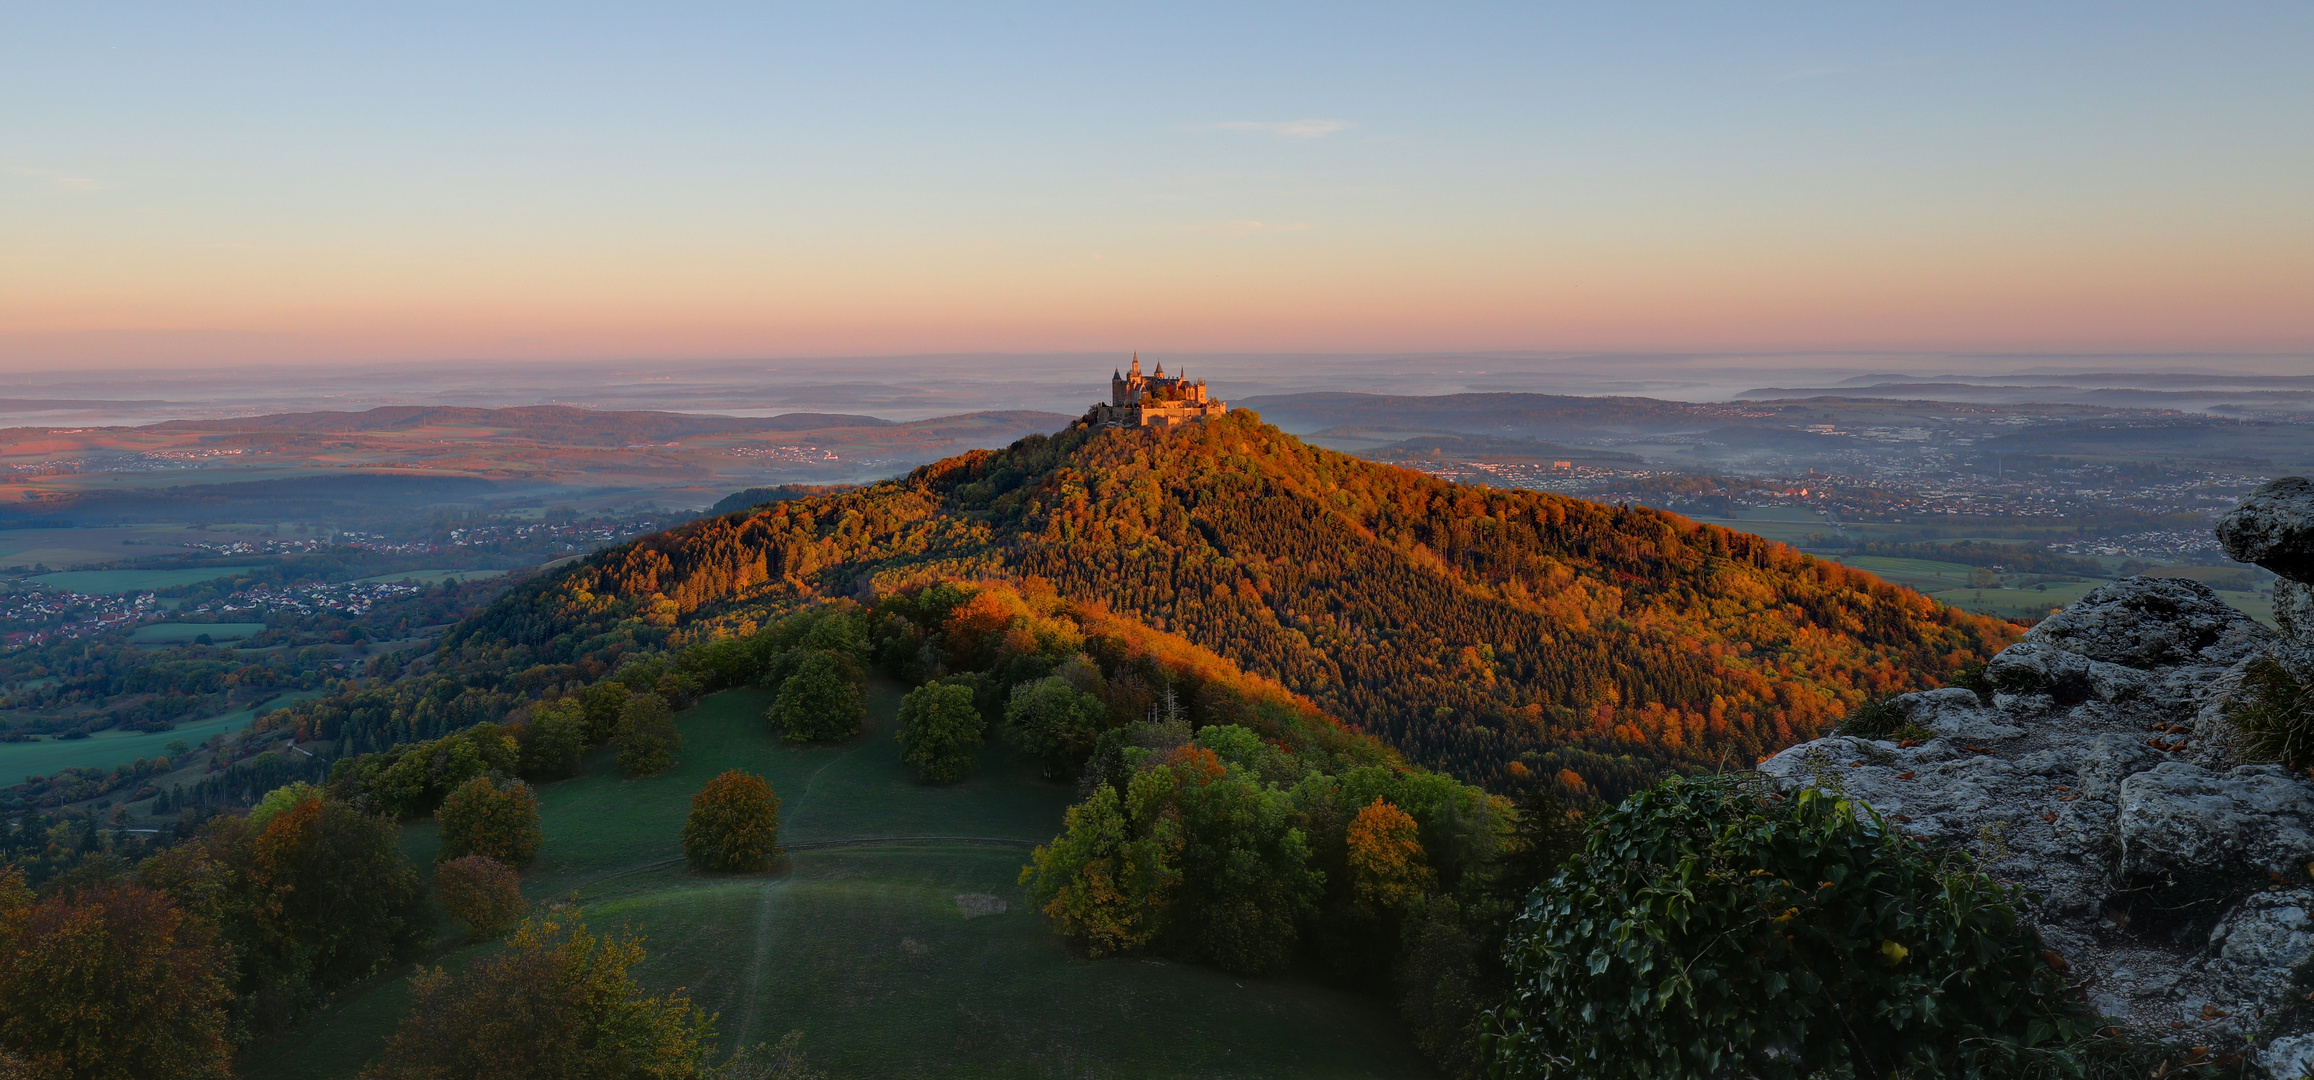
[241,684,1433,1079]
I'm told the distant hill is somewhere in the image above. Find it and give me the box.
[464,412,2015,795]
[149,405,894,444]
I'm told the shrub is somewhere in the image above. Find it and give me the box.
[139,794,429,1031]
[436,776,542,869]
[1484,774,2088,1080]
[519,698,588,781]
[682,770,782,873]
[2228,655,2314,771]
[705,1031,826,1080]
[896,681,984,784]
[1004,675,1109,776]
[1835,695,1930,742]
[361,909,714,1080]
[434,856,526,939]
[0,875,235,1080]
[615,692,680,776]
[767,651,864,743]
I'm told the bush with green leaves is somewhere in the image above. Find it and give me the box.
[766,650,865,743]
[682,770,781,873]
[436,776,542,869]
[614,692,681,776]
[1484,774,2089,1080]
[896,681,984,784]
[1004,675,1110,777]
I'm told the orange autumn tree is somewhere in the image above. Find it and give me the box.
[1345,798,1433,911]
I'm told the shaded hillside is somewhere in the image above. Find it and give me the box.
[465,412,2017,794]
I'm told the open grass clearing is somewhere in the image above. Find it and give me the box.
[128,621,268,644]
[0,689,323,778]
[30,565,260,593]
[245,683,1432,1079]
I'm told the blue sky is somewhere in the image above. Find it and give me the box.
[4,2,2309,365]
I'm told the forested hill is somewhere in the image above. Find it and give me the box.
[459,411,2017,795]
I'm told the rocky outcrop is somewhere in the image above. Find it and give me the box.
[1761,479,2314,1072]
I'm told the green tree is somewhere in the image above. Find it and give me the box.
[140,794,429,1033]
[522,698,590,780]
[580,682,633,745]
[1020,767,1183,958]
[767,651,864,743]
[0,872,235,1080]
[896,681,984,784]
[1004,675,1109,777]
[1484,775,2088,1080]
[437,776,543,869]
[616,692,680,776]
[681,771,782,873]
[362,909,714,1080]
[434,856,526,940]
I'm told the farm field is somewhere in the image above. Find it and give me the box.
[0,525,223,570]
[1834,555,1976,590]
[242,684,1431,1080]
[352,569,507,585]
[0,689,322,778]
[30,565,259,593]
[128,621,269,644]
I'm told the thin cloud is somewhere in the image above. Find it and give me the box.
[6,167,106,191]
[1184,120,1352,140]
[1193,220,1313,235]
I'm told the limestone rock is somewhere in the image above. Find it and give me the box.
[2218,476,2314,584]
[2262,1032,2314,1080]
[2012,576,2272,671]
[1759,572,2313,1070]
[2205,888,2314,991]
[2117,762,2314,879]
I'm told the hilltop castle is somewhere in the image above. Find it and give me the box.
[1083,355,1229,428]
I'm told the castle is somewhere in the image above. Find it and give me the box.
[1082,355,1229,428]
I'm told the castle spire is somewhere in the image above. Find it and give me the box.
[1128,353,1141,377]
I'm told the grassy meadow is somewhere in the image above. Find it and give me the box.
[241,684,1432,1080]
[0,689,322,778]
[128,621,269,644]
[30,565,259,593]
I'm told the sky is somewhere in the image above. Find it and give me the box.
[3,2,2311,369]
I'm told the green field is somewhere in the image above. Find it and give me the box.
[1835,555,1975,591]
[352,569,507,585]
[0,690,321,778]
[128,621,269,644]
[242,684,1430,1080]
[30,565,259,593]
[1685,516,1830,543]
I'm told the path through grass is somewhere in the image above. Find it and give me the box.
[243,683,1433,1079]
